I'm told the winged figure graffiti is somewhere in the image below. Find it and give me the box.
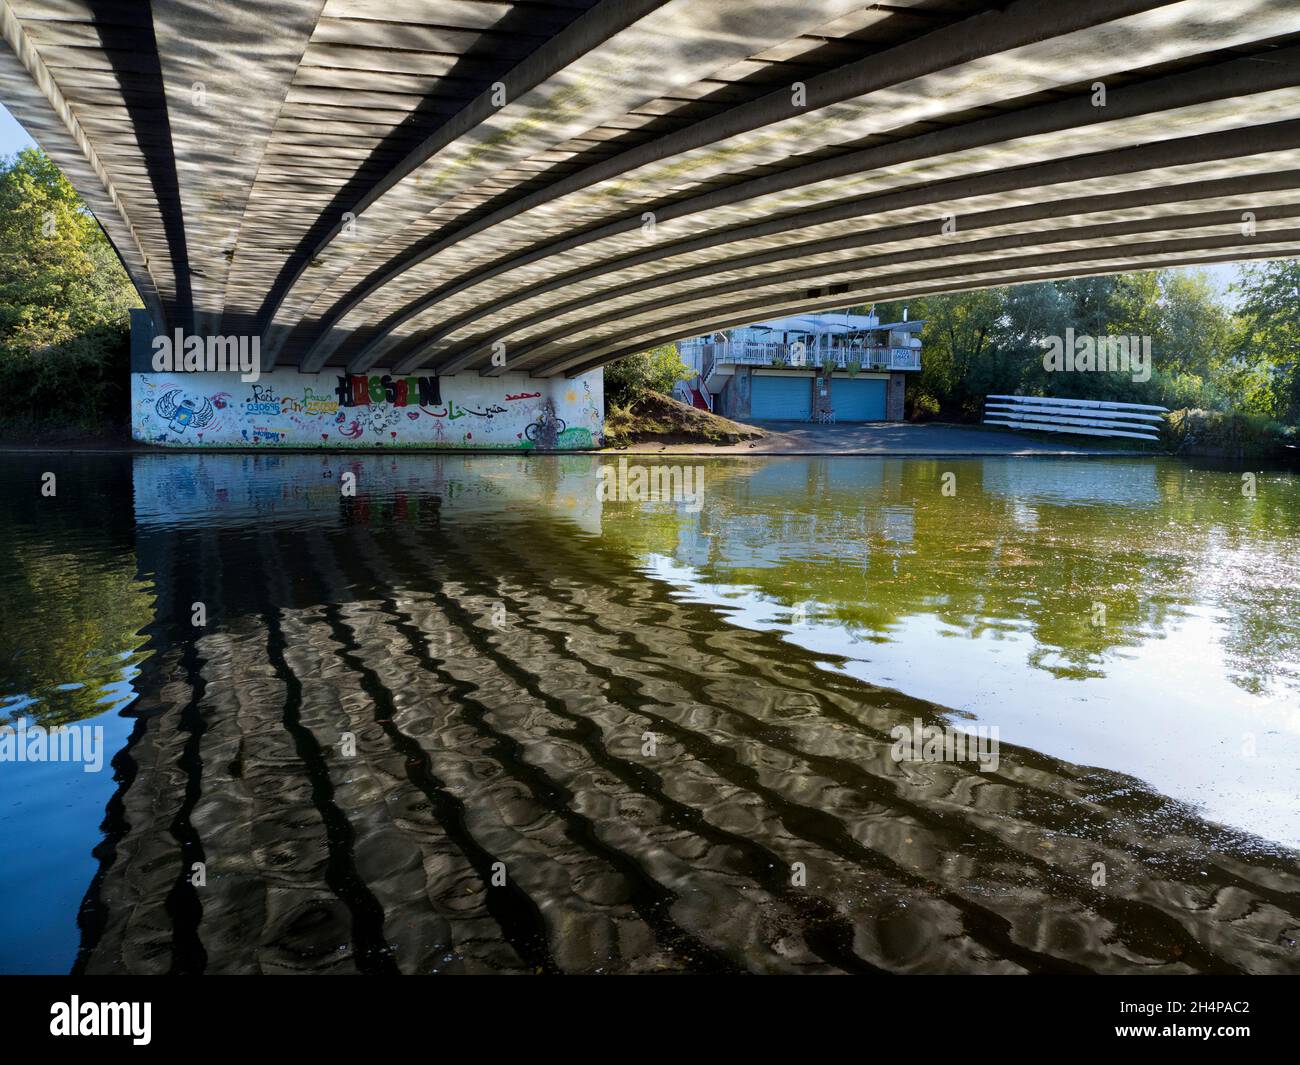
[156,390,216,434]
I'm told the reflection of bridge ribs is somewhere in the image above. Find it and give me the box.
[429,524,1300,974]
[82,523,1300,974]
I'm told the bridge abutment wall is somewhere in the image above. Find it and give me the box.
[128,313,603,450]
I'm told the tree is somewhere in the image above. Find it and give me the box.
[1151,271,1230,376]
[0,147,140,426]
[893,267,1251,417]
[603,343,693,408]
[908,288,1006,415]
[1227,260,1300,425]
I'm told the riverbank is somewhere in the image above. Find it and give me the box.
[2,410,1290,462]
[1163,407,1295,459]
[0,418,133,451]
[603,421,1158,456]
[603,390,764,447]
[0,428,1150,458]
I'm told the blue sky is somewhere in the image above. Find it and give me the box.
[1199,262,1243,305]
[0,102,1244,303]
[0,102,35,157]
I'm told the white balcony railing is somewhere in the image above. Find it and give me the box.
[685,341,920,372]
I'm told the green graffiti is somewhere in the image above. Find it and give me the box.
[556,427,594,449]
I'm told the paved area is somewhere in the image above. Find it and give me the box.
[607,421,1152,456]
[5,422,1155,457]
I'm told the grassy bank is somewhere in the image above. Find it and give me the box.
[1163,409,1294,458]
[604,391,765,447]
[0,414,132,449]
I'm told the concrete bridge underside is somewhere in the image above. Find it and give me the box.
[3,0,1300,379]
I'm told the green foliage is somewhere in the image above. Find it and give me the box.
[603,342,693,408]
[1,539,154,726]
[0,147,139,427]
[895,266,1295,427]
[907,391,940,420]
[907,286,1006,417]
[1226,260,1300,425]
[1163,408,1289,456]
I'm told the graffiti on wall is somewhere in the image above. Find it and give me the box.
[155,390,217,434]
[334,374,440,409]
[132,369,604,450]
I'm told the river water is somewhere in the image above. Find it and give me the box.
[1,452,1297,974]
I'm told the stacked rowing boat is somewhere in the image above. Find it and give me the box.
[984,395,1168,441]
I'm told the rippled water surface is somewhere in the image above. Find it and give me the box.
[1,452,1298,974]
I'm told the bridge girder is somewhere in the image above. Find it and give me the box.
[2,0,1298,376]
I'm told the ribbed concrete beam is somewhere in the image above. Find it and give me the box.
[332,0,1300,373]
[463,170,1300,375]
[304,0,1183,371]
[2,0,1298,372]
[254,0,677,367]
[414,34,1300,376]
[420,112,1300,374]
[281,0,875,371]
[532,221,1300,376]
[494,203,1300,374]
[487,181,1300,365]
[375,48,1300,373]
[151,0,325,335]
[449,150,1300,373]
[409,144,1300,375]
[544,241,1300,379]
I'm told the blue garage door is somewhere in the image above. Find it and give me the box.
[834,378,886,421]
[750,374,811,420]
